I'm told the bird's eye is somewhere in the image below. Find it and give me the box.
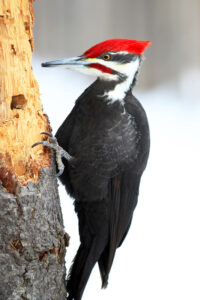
[103,54,111,61]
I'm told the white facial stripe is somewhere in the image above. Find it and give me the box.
[85,58,129,76]
[84,56,140,102]
[64,61,117,80]
[85,55,139,80]
[103,58,140,103]
[69,55,140,101]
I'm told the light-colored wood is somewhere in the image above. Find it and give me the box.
[0,3,67,297]
[0,0,50,192]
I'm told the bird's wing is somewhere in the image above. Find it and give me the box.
[98,170,140,287]
[97,96,149,285]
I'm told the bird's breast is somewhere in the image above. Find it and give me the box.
[71,102,139,162]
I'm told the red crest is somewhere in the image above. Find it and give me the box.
[84,39,151,58]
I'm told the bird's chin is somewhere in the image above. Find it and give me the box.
[70,66,118,81]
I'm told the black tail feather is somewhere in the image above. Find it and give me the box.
[66,245,87,300]
[67,237,108,300]
[98,257,109,289]
[98,243,111,289]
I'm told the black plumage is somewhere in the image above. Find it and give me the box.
[55,78,150,300]
[36,39,151,300]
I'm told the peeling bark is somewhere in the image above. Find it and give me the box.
[0,167,68,300]
[0,1,68,299]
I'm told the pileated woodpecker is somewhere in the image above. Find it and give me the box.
[34,39,151,300]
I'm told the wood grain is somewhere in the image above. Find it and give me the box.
[0,0,51,192]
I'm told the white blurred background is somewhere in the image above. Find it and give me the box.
[32,1,200,299]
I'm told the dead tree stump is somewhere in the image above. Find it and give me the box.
[0,1,67,299]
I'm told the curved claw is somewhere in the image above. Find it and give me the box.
[32,141,44,148]
[40,132,53,138]
[32,140,54,149]
[55,169,64,177]
[32,132,53,148]
[41,132,58,143]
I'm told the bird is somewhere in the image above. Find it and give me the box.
[33,39,151,300]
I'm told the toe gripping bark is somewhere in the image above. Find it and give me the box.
[32,132,72,177]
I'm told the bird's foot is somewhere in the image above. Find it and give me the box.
[32,132,72,177]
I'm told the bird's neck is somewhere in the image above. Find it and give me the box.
[90,72,138,105]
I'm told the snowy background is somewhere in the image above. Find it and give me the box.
[32,1,200,299]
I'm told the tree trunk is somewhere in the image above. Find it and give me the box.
[0,1,67,299]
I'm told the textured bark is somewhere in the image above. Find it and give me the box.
[0,167,68,300]
[0,1,67,299]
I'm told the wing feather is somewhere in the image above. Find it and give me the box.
[98,170,140,287]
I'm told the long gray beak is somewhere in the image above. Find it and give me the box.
[41,56,89,68]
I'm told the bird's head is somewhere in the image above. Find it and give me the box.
[42,39,151,83]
